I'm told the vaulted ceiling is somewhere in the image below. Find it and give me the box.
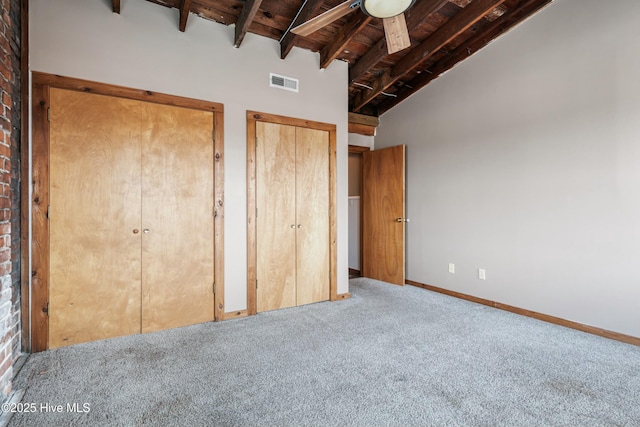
[114,0,552,117]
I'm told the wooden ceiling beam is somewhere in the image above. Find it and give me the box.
[280,0,324,60]
[351,0,509,111]
[348,112,379,135]
[349,0,449,83]
[348,112,379,127]
[112,0,120,14]
[320,14,372,69]
[349,123,376,136]
[179,0,193,32]
[234,0,264,47]
[375,0,553,114]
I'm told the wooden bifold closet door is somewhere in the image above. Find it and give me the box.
[255,121,330,312]
[48,88,214,348]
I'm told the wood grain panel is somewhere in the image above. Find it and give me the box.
[348,145,371,154]
[291,1,355,37]
[32,72,223,114]
[362,145,406,286]
[295,127,329,306]
[348,113,379,128]
[247,111,335,132]
[31,74,225,351]
[382,14,411,54]
[213,111,225,320]
[348,123,376,136]
[31,83,50,352]
[222,310,248,320]
[256,121,297,312]
[246,115,258,316]
[141,103,215,333]
[247,111,337,313]
[328,127,338,301]
[48,89,143,348]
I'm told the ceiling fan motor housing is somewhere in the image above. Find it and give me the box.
[360,0,416,19]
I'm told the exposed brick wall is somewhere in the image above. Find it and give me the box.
[0,0,21,399]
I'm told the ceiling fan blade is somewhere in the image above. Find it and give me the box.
[291,1,360,37]
[383,13,411,54]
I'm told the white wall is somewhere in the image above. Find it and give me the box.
[375,0,640,337]
[30,0,350,312]
[348,133,374,149]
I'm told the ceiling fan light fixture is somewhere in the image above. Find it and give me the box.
[360,0,415,19]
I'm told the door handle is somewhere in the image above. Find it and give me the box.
[143,229,150,234]
[395,218,410,223]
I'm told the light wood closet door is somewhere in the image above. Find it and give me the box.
[295,127,330,305]
[49,89,142,348]
[49,89,215,347]
[256,122,297,312]
[141,103,215,333]
[255,121,330,312]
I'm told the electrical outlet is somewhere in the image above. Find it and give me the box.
[448,263,455,274]
[478,269,486,280]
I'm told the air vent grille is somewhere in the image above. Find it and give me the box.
[270,73,299,93]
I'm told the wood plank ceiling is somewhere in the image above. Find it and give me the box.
[117,0,552,117]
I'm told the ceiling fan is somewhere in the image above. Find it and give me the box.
[291,0,415,54]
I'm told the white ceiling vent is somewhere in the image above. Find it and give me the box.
[270,73,299,93]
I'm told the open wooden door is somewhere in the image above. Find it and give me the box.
[361,145,406,286]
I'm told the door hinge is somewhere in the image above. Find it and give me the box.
[256,279,258,289]
[255,208,258,218]
[212,130,215,142]
[47,107,51,122]
[43,303,49,316]
[46,205,50,219]
[213,282,216,294]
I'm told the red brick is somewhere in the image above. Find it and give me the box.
[1,0,21,399]
[0,354,12,379]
